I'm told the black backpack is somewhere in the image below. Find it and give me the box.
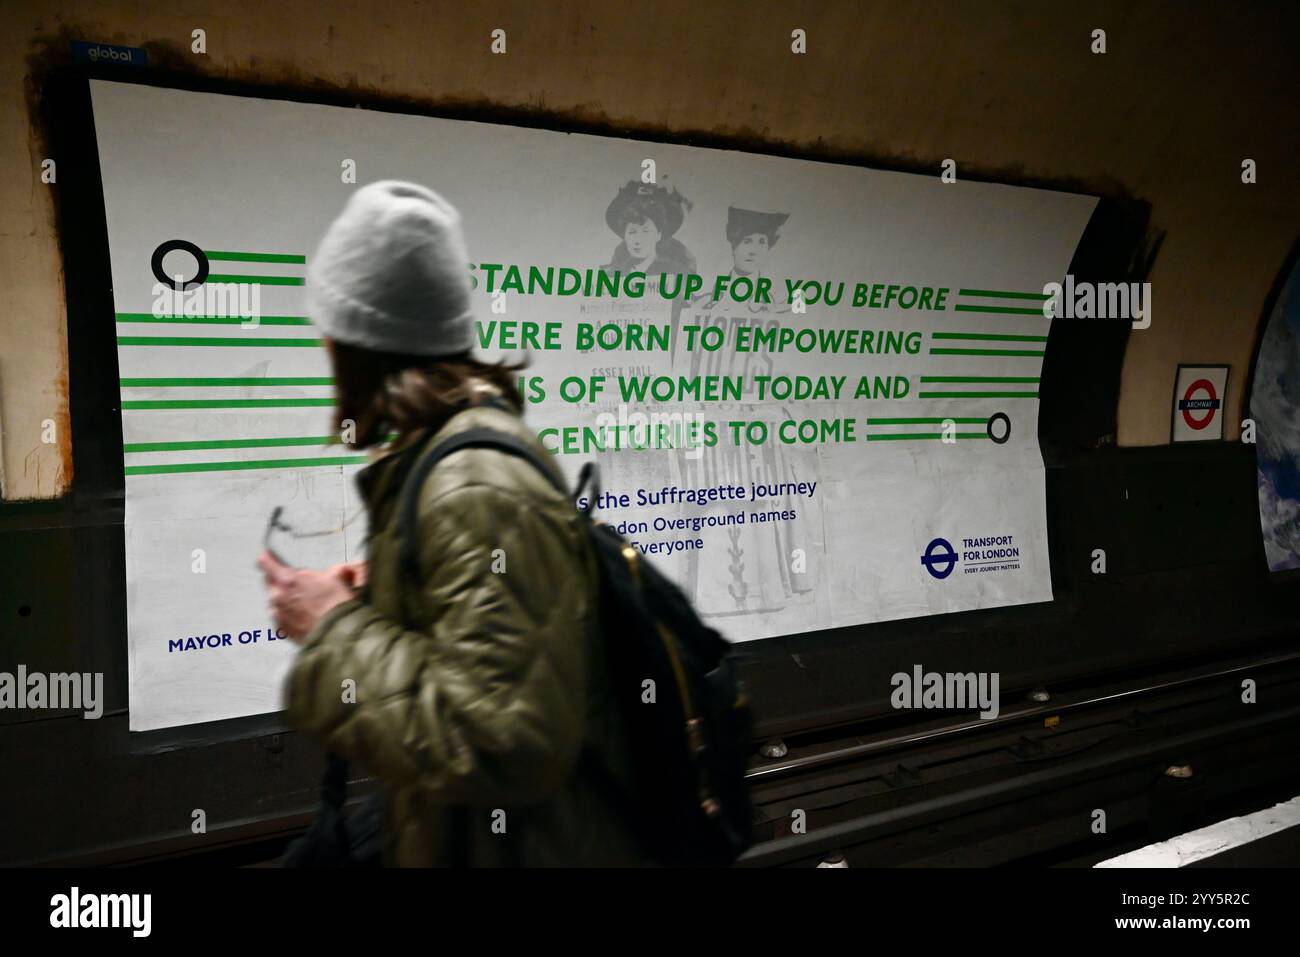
[394,423,755,866]
[281,750,384,869]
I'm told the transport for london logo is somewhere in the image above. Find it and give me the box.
[921,537,958,579]
[923,534,1023,579]
[1177,378,1221,431]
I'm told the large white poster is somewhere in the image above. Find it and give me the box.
[90,81,1096,731]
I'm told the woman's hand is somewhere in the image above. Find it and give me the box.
[258,551,357,645]
[330,560,369,591]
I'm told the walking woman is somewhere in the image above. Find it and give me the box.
[259,181,643,866]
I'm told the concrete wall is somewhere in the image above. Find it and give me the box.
[3,0,1296,499]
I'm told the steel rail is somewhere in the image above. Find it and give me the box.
[745,649,1300,782]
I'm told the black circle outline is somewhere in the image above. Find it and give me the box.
[987,412,1011,445]
[151,239,209,290]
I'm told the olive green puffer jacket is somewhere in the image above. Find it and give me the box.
[284,402,646,866]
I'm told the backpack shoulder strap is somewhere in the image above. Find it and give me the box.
[395,426,568,585]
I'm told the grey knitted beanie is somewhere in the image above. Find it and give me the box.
[306,181,476,356]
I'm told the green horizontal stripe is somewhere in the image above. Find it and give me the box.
[866,433,988,441]
[867,417,987,424]
[206,274,304,285]
[203,250,306,264]
[122,398,334,410]
[117,336,322,347]
[933,332,1049,342]
[116,313,311,326]
[125,455,367,476]
[120,377,335,387]
[919,376,1040,383]
[124,436,338,453]
[958,289,1052,301]
[953,305,1049,316]
[930,348,1045,357]
[916,391,1039,399]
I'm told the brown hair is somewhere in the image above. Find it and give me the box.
[329,340,525,449]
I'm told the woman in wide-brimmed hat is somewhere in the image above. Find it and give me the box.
[725,206,789,278]
[600,180,696,276]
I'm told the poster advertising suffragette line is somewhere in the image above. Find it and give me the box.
[90,81,1097,732]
